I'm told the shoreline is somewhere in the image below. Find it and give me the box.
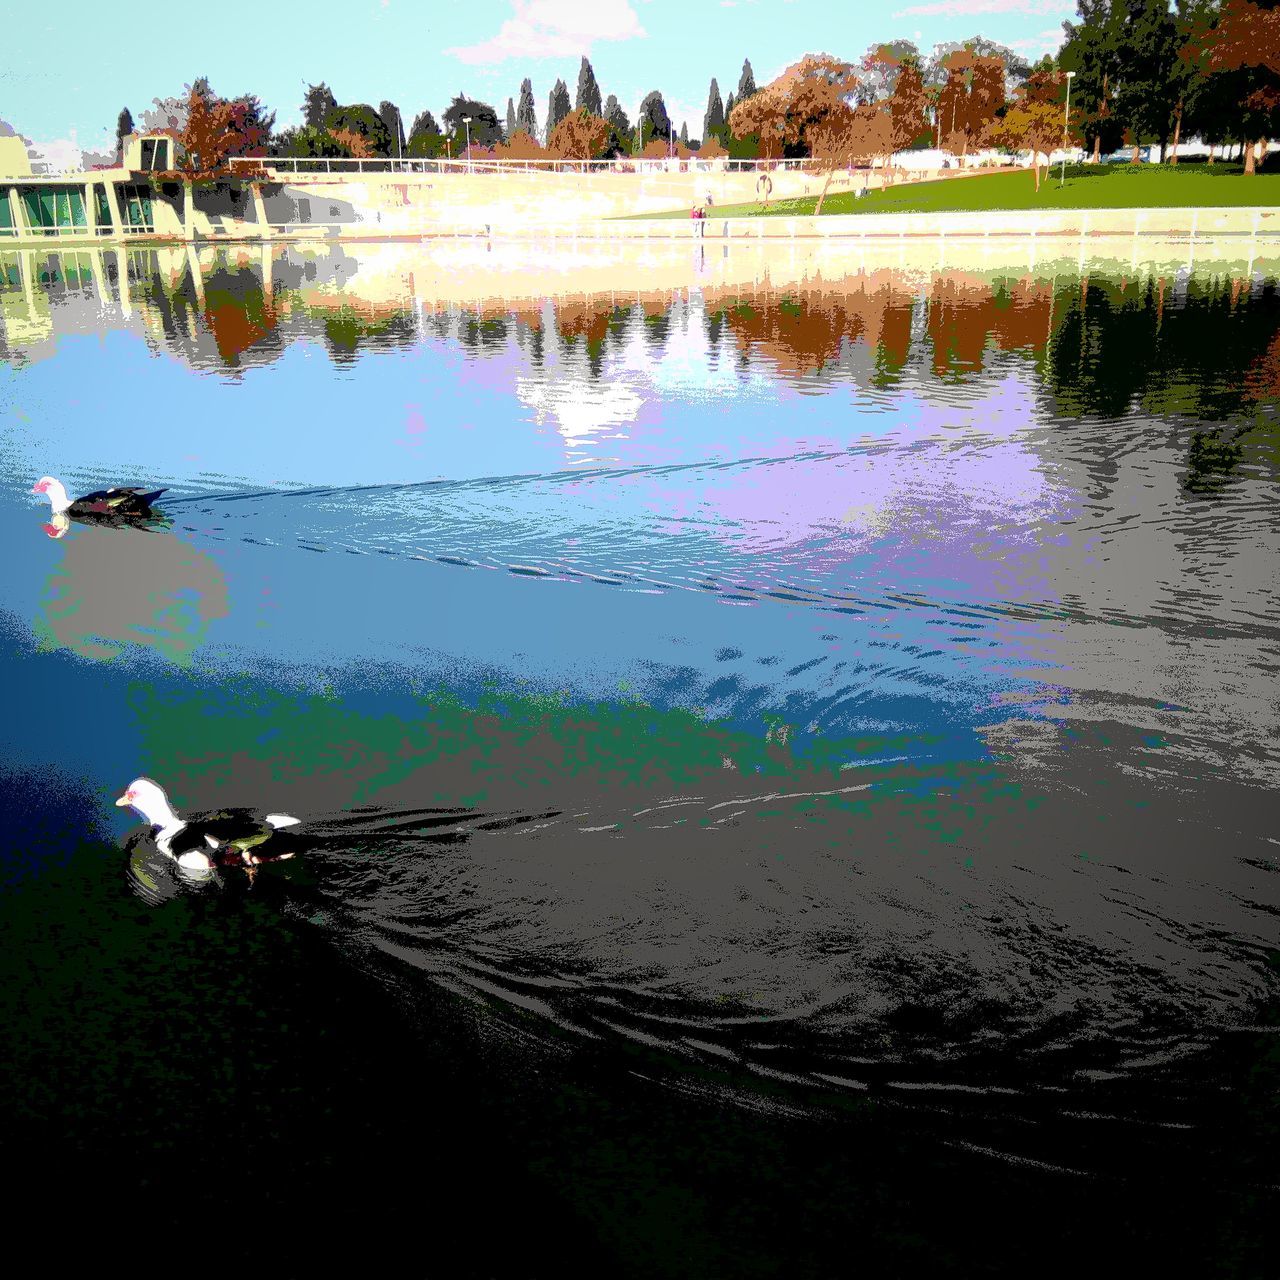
[2,205,1277,250]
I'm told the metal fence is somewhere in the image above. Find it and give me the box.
[227,156,825,177]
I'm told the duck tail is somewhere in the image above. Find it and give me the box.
[136,488,168,507]
[265,813,301,829]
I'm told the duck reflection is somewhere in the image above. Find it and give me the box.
[37,522,229,663]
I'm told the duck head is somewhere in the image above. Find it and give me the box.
[32,477,71,515]
[116,777,181,830]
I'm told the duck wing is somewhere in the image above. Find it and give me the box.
[183,809,310,865]
[71,487,167,517]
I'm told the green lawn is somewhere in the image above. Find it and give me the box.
[626,163,1280,219]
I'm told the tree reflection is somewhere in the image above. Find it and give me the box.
[37,524,229,664]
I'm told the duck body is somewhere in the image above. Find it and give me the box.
[33,476,167,526]
[117,778,310,877]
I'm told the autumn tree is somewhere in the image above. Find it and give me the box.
[576,57,603,116]
[548,108,609,159]
[889,54,930,158]
[860,41,920,102]
[997,73,1072,189]
[496,129,546,160]
[1200,0,1280,173]
[728,53,860,159]
[225,95,275,157]
[178,83,236,178]
[809,103,892,212]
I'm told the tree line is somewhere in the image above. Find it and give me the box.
[102,4,1280,178]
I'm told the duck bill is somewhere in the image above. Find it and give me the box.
[114,794,131,807]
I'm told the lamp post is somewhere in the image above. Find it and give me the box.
[463,116,472,173]
[1060,70,1076,186]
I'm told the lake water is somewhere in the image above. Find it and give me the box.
[1,240,1277,1274]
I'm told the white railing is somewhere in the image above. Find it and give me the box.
[229,156,826,177]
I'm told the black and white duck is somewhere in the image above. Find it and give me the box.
[33,476,168,531]
[116,776,309,878]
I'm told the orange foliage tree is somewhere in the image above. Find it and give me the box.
[1201,0,1280,173]
[997,96,1067,190]
[496,129,546,160]
[808,104,893,212]
[547,109,610,160]
[179,83,236,179]
[727,53,860,160]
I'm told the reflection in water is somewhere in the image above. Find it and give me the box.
[37,522,229,662]
[1,238,1278,1270]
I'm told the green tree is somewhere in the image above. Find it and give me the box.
[407,110,445,158]
[1060,0,1126,162]
[1199,0,1280,173]
[603,94,632,154]
[506,97,516,139]
[304,83,337,129]
[324,104,393,157]
[272,125,355,158]
[115,108,133,163]
[576,56,603,115]
[546,79,571,139]
[738,58,758,101]
[442,95,502,148]
[1113,0,1180,161]
[378,101,406,156]
[517,78,538,136]
[704,77,726,141]
[638,90,672,146]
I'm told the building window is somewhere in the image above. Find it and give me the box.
[139,139,169,172]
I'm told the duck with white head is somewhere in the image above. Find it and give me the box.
[116,777,308,881]
[33,476,168,531]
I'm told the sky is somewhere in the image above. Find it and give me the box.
[1,0,1075,151]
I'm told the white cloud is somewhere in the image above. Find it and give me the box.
[446,0,646,66]
[894,0,1069,16]
[1006,28,1067,55]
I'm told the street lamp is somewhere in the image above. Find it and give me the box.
[462,116,472,173]
[1060,70,1076,186]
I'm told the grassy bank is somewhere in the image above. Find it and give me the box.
[629,163,1280,220]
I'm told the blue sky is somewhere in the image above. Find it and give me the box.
[3,0,1074,149]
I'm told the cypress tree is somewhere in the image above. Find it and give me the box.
[737,59,757,101]
[679,120,689,146]
[378,101,406,155]
[506,97,516,139]
[703,78,725,141]
[517,78,537,136]
[725,91,736,130]
[576,56,603,116]
[547,79,571,139]
[304,83,337,129]
[115,107,133,162]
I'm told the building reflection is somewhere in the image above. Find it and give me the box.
[37,522,229,664]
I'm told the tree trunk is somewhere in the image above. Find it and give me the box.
[814,167,836,216]
[1091,133,1101,164]
[1207,143,1215,165]
[1131,142,1141,165]
[1032,153,1041,191]
[1170,102,1182,166]
[1245,139,1257,174]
